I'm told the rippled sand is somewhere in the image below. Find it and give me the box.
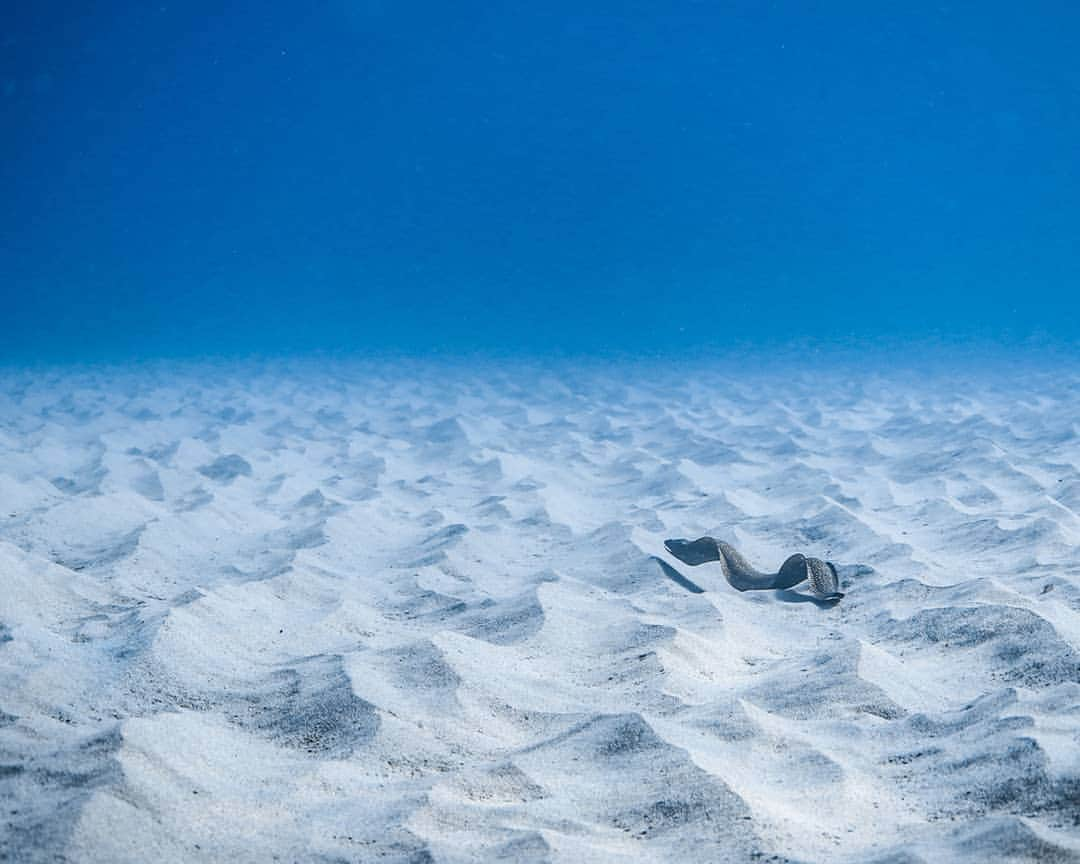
[2,361,1078,863]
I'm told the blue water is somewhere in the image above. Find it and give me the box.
[3,2,1078,363]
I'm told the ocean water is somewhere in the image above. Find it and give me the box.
[3,2,1078,364]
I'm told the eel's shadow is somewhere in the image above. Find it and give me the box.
[773,588,843,608]
[651,556,705,594]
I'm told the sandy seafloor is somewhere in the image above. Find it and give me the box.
[1,359,1079,864]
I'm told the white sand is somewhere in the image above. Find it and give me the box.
[1,360,1078,863]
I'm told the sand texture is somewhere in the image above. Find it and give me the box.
[1,362,1078,863]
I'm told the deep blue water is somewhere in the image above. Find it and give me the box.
[3,2,1078,363]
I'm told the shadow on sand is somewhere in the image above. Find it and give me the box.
[651,556,706,594]
[773,588,843,608]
